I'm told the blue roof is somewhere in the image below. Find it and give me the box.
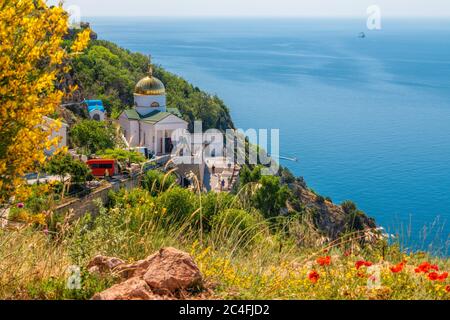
[84,100,105,113]
[85,99,103,106]
[88,105,105,112]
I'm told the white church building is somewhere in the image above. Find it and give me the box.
[118,61,188,155]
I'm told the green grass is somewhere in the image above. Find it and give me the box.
[1,175,449,300]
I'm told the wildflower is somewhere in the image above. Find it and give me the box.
[355,260,373,270]
[414,262,439,273]
[344,250,352,257]
[428,272,439,281]
[390,261,406,273]
[445,285,450,293]
[316,256,331,266]
[439,272,448,281]
[308,270,320,284]
[17,202,24,209]
[43,228,49,236]
[428,272,448,281]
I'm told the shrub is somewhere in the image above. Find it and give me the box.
[98,148,145,167]
[201,192,236,230]
[108,188,153,208]
[70,120,116,155]
[8,185,53,225]
[280,167,296,184]
[156,186,198,225]
[316,195,326,204]
[253,175,291,218]
[342,200,357,214]
[45,153,91,187]
[239,165,262,186]
[142,170,177,196]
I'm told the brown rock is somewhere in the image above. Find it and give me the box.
[91,277,156,300]
[142,247,203,293]
[115,259,153,280]
[87,255,125,275]
[90,248,203,300]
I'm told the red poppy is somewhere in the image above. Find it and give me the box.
[415,262,439,273]
[445,285,450,293]
[428,272,448,282]
[428,272,440,281]
[390,261,406,273]
[316,256,331,266]
[355,260,373,270]
[308,270,320,284]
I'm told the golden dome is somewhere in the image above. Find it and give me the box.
[134,57,166,96]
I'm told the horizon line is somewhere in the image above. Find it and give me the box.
[81,14,450,19]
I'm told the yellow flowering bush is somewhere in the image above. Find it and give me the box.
[0,0,90,203]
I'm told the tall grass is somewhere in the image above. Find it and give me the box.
[0,170,449,300]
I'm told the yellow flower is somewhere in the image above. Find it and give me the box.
[0,0,90,203]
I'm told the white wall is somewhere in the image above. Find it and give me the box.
[119,114,140,147]
[118,113,131,144]
[44,117,68,155]
[140,122,156,151]
[134,94,166,112]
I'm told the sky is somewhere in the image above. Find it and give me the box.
[48,0,450,18]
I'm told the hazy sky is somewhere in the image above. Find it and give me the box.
[48,0,450,17]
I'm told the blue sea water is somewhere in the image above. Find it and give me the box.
[87,17,450,253]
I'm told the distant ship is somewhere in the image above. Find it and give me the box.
[358,32,366,39]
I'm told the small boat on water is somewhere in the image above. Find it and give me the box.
[358,32,366,38]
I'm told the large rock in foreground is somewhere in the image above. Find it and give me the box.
[142,247,203,293]
[92,277,157,300]
[89,247,203,300]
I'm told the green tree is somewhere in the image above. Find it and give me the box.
[70,120,115,155]
[98,149,145,167]
[253,176,291,218]
[45,153,91,188]
[71,40,235,131]
[239,165,262,186]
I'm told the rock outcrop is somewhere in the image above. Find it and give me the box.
[90,247,203,300]
[142,247,202,293]
[92,277,158,301]
[284,174,378,242]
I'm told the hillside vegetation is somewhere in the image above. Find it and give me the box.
[1,174,449,300]
[71,40,234,131]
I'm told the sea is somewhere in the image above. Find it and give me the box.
[87,17,450,254]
